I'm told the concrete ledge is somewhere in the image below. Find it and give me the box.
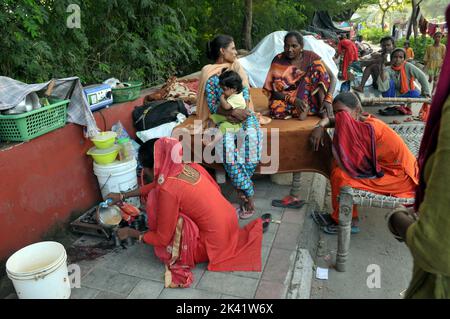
[287,248,314,299]
[287,172,328,299]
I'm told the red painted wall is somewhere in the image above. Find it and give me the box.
[0,90,152,262]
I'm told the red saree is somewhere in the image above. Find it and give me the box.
[141,138,263,287]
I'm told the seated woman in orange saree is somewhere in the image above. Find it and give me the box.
[310,92,418,234]
[263,31,336,120]
[108,138,263,288]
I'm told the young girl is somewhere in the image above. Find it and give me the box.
[424,32,446,86]
[210,70,247,133]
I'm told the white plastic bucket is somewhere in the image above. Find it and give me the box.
[93,159,140,207]
[6,241,71,299]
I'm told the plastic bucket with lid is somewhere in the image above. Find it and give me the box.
[6,241,71,299]
[93,159,140,207]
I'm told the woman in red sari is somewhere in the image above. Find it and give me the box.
[334,34,359,81]
[263,31,337,120]
[107,137,262,288]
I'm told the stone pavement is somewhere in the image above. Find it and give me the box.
[3,86,420,299]
[65,172,414,300]
[3,172,414,300]
[70,174,318,299]
[309,180,413,299]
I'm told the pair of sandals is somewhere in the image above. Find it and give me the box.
[271,195,305,209]
[311,211,360,235]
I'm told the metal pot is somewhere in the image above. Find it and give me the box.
[96,204,122,228]
[2,93,41,115]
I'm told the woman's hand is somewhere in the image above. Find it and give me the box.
[322,101,334,120]
[309,127,325,151]
[294,98,307,114]
[105,193,122,205]
[386,207,417,242]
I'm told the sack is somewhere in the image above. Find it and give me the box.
[132,99,188,131]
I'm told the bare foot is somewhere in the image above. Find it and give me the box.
[237,190,255,212]
[298,102,309,121]
[352,86,364,93]
[245,196,255,212]
[237,190,247,206]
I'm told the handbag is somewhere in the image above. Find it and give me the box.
[132,99,188,131]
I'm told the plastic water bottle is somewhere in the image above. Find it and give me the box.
[117,137,134,161]
[99,198,113,208]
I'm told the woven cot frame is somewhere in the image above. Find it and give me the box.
[335,123,425,272]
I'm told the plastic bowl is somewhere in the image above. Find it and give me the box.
[90,131,117,149]
[87,145,119,165]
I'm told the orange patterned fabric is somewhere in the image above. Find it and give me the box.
[263,51,330,119]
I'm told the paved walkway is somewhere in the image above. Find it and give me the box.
[3,86,420,299]
[70,174,313,299]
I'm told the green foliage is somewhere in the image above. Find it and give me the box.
[397,36,448,63]
[252,0,307,45]
[1,0,377,86]
[359,27,391,43]
[1,0,199,86]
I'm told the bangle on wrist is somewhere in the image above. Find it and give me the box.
[324,93,333,104]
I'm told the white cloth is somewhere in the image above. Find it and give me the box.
[136,113,187,142]
[239,31,342,92]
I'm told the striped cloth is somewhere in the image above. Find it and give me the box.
[0,76,99,137]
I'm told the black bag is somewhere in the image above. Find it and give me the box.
[132,99,188,131]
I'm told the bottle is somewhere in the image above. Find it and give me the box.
[117,137,134,161]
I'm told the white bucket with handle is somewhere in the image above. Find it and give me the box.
[93,159,140,207]
[6,241,71,299]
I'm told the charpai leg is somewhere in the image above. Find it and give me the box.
[290,172,301,197]
[336,186,354,272]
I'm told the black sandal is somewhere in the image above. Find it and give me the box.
[311,211,334,227]
[261,213,272,233]
[378,106,402,116]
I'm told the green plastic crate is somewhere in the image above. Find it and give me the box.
[0,99,69,142]
[112,81,143,103]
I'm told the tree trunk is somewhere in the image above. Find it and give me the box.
[381,11,386,31]
[406,0,416,39]
[412,0,418,39]
[242,0,253,50]
[407,0,424,40]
